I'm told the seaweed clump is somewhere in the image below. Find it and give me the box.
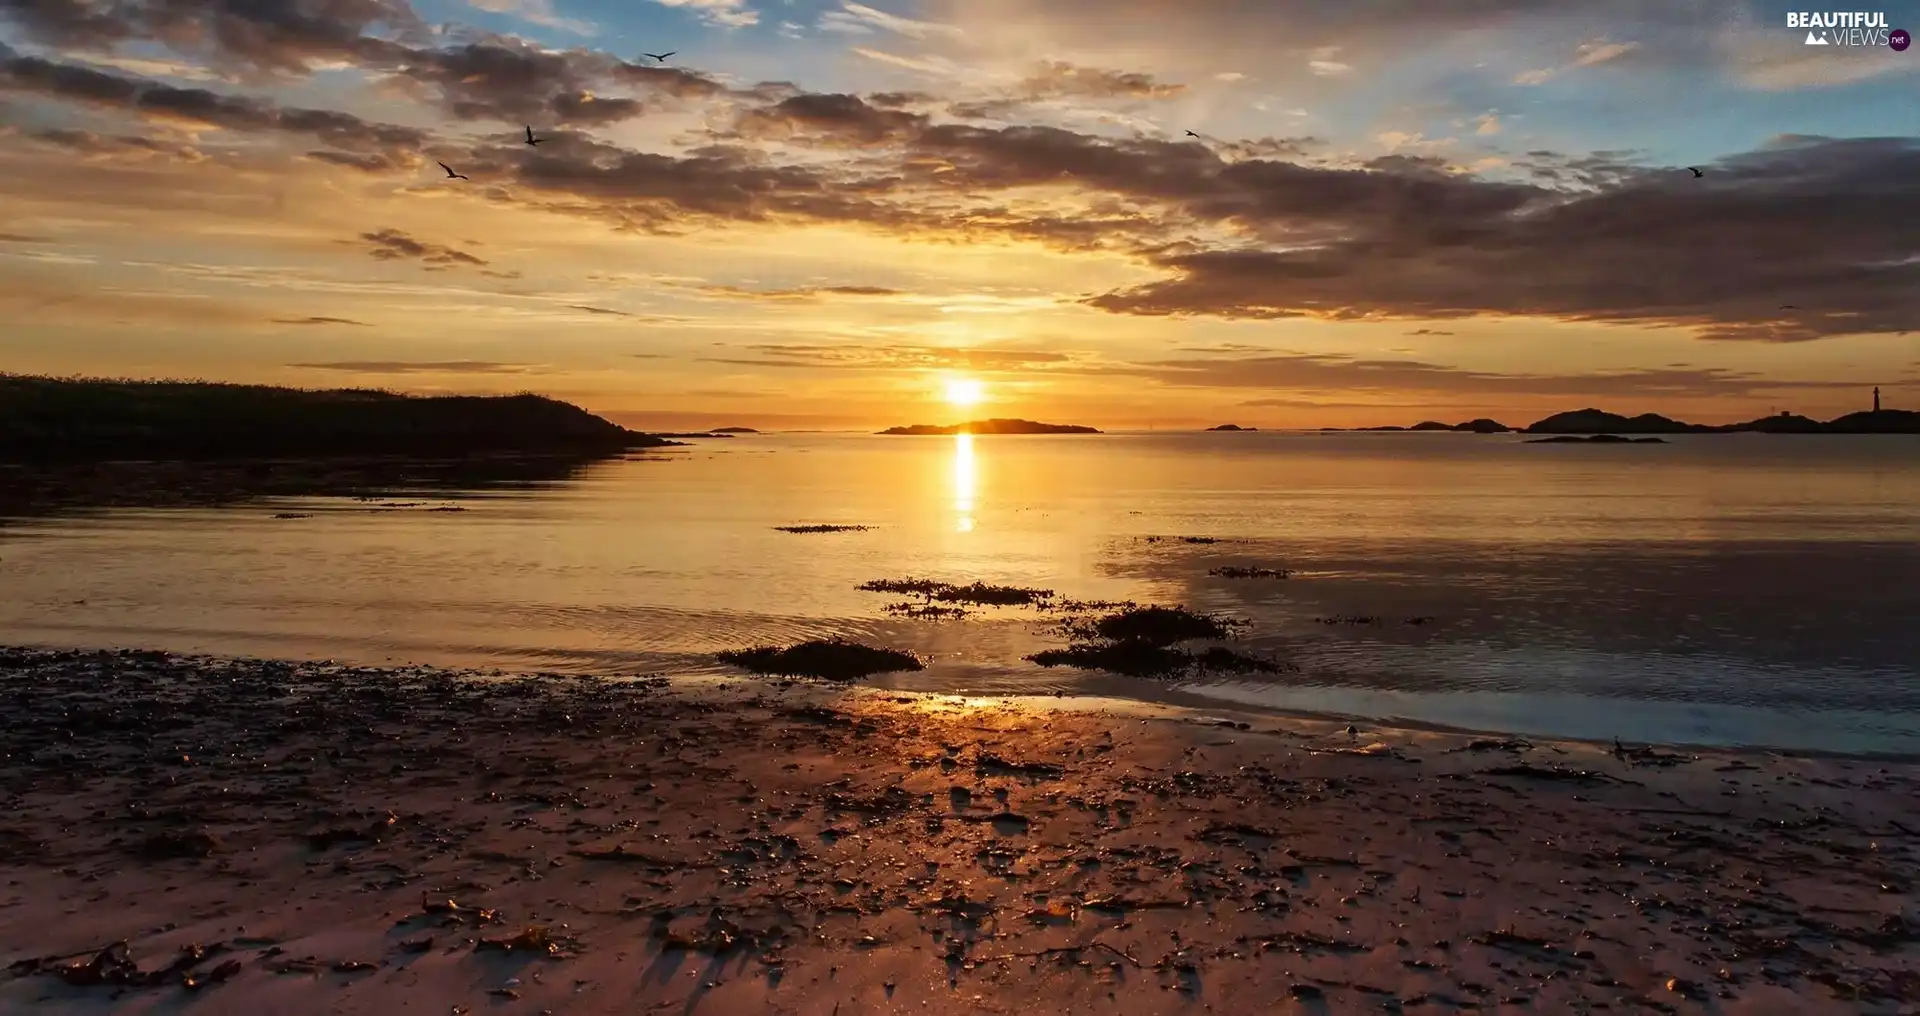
[1028,605,1284,679]
[1210,566,1291,579]
[858,578,1054,607]
[717,640,923,682]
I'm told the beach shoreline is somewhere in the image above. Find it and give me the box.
[2,646,1916,1014]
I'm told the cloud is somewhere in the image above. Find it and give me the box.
[698,284,906,301]
[0,49,431,151]
[289,361,538,374]
[1575,39,1640,67]
[386,38,725,125]
[1074,135,1920,341]
[0,5,1913,352]
[1406,328,1454,336]
[733,92,929,145]
[1514,38,1640,85]
[1306,46,1351,77]
[1105,351,1878,399]
[1722,29,1916,91]
[942,60,1187,121]
[646,0,759,28]
[1014,61,1184,101]
[0,4,726,129]
[465,0,596,35]
[273,316,371,326]
[359,229,488,268]
[0,232,54,243]
[818,2,962,40]
[699,343,1072,370]
[0,0,429,77]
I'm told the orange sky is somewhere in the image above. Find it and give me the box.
[1,0,1915,429]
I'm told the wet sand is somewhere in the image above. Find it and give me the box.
[1,647,1915,1014]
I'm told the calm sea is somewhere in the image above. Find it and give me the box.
[3,432,1917,753]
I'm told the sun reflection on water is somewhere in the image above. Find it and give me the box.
[952,433,976,533]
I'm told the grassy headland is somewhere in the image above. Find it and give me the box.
[0,375,680,462]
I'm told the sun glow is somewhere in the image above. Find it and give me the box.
[944,377,985,407]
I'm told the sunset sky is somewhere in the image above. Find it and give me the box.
[1,0,1916,430]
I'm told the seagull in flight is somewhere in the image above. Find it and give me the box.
[524,125,543,146]
[1687,166,1704,177]
[1185,130,1201,138]
[438,162,469,180]
[643,51,676,63]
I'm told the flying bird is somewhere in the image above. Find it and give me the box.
[643,51,676,63]
[1687,167,1704,177]
[438,162,469,180]
[1185,130,1201,138]
[524,125,542,146]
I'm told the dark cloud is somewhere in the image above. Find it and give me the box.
[303,148,399,171]
[273,315,369,326]
[0,0,426,76]
[0,50,430,151]
[0,3,725,125]
[1214,136,1323,161]
[22,125,202,159]
[384,38,715,125]
[568,304,631,316]
[0,231,54,242]
[1406,328,1454,336]
[865,90,936,108]
[0,0,139,48]
[1106,351,1877,399]
[1078,136,1920,341]
[487,117,1918,338]
[2,6,1913,345]
[503,140,896,231]
[289,360,534,374]
[359,229,487,268]
[733,92,928,145]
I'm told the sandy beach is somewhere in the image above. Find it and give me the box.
[1,646,1916,1015]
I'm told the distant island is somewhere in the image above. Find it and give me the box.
[1524,407,1920,435]
[877,419,1102,435]
[1329,418,1513,433]
[711,426,759,434]
[651,432,735,439]
[1325,406,1919,435]
[1524,434,1668,445]
[1206,424,1257,432]
[0,375,684,461]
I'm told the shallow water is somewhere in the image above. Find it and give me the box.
[3,431,1918,753]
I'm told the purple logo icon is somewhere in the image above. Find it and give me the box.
[1893,28,1911,51]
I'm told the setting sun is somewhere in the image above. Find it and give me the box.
[944,378,986,408]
